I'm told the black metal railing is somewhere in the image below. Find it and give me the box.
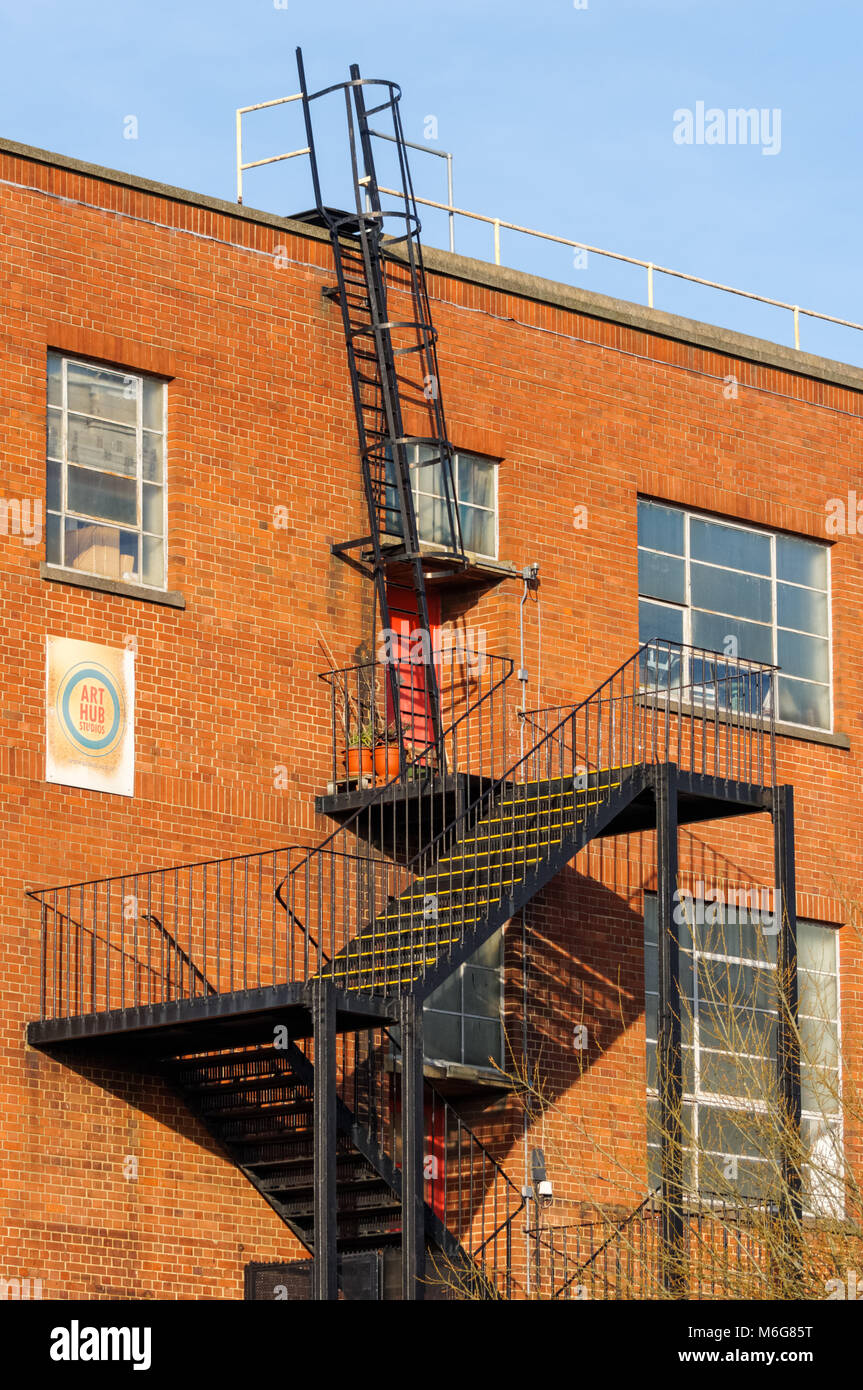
[321,650,514,790]
[33,850,301,1020]
[520,638,777,790]
[531,1192,863,1300]
[30,653,515,1020]
[529,1193,662,1300]
[368,638,778,995]
[32,640,778,1019]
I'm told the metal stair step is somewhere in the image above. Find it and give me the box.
[175,1070,306,1100]
[275,1190,399,1219]
[257,1164,383,1195]
[196,1091,313,1121]
[240,1136,356,1170]
[214,1116,316,1144]
[162,1045,291,1075]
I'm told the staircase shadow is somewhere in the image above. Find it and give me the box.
[36,1044,232,1164]
[444,817,780,1227]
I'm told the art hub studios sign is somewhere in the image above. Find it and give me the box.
[45,637,135,797]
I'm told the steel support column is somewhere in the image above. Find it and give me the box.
[312,980,338,1300]
[655,762,685,1295]
[773,783,802,1286]
[400,992,425,1299]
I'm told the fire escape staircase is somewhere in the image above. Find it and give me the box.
[27,639,794,1297]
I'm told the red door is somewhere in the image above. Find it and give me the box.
[393,1088,447,1223]
[385,583,441,752]
[424,1094,447,1221]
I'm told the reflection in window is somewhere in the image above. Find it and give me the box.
[637,500,832,731]
[46,353,167,588]
[424,929,503,1069]
[644,895,842,1216]
[384,445,498,559]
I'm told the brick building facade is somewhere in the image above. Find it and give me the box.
[2,131,861,1299]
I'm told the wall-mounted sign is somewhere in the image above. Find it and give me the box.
[45,637,135,797]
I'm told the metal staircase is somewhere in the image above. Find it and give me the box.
[157,1031,519,1297]
[28,638,796,1297]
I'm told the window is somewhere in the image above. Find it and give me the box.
[385,445,498,560]
[424,929,503,1069]
[637,500,832,731]
[46,354,167,588]
[644,896,842,1216]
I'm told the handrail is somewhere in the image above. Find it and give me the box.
[319,651,511,792]
[406,638,777,891]
[235,87,862,355]
[142,913,216,996]
[25,843,314,901]
[531,1190,863,1300]
[375,186,863,352]
[522,647,779,723]
[548,1191,659,1299]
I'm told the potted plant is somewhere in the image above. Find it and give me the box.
[373,722,403,780]
[344,720,375,779]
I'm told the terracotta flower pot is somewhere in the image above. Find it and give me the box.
[345,747,374,779]
[374,745,402,780]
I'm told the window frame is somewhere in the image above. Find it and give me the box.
[423,928,505,1071]
[637,500,834,734]
[386,444,500,561]
[644,895,844,1217]
[46,353,168,592]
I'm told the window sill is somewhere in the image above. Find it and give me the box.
[40,563,186,609]
[385,1052,512,1093]
[417,540,517,576]
[773,720,849,750]
[423,1059,513,1091]
[374,537,518,585]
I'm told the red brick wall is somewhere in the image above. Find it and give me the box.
[2,147,861,1297]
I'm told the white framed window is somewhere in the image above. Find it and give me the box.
[644,895,843,1217]
[637,499,832,732]
[424,929,504,1069]
[46,353,167,589]
[385,445,498,560]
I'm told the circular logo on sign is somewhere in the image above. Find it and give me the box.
[56,662,125,758]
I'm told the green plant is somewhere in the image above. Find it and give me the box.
[346,720,376,750]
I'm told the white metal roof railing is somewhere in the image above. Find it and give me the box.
[236,98,863,358]
[235,93,307,201]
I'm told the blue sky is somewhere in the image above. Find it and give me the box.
[2,0,862,363]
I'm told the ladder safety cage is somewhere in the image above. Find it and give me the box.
[236,53,467,774]
[295,49,465,774]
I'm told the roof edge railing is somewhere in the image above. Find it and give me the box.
[236,92,863,356]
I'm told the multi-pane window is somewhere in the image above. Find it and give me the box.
[46,354,167,588]
[637,500,831,731]
[424,929,503,1069]
[385,445,498,559]
[644,896,842,1216]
